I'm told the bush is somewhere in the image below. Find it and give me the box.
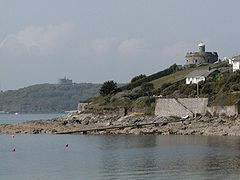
[141,82,154,96]
[121,64,179,90]
[134,97,155,107]
[230,84,240,92]
[131,74,146,83]
[100,80,117,96]
[201,82,213,95]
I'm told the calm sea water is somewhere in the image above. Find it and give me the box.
[0,114,63,124]
[0,134,240,180]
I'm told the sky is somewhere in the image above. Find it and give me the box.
[0,0,240,90]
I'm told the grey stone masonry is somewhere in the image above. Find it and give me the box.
[155,98,208,117]
[207,105,239,116]
[185,43,218,65]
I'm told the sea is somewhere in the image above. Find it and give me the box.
[0,114,240,179]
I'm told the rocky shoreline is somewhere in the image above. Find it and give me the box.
[0,112,240,136]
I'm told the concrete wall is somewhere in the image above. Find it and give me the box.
[207,105,238,116]
[155,98,208,117]
[178,98,208,115]
[155,98,193,117]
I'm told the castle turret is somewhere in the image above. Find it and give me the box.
[198,42,205,53]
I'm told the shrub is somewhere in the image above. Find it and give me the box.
[131,74,146,83]
[141,82,154,96]
[100,81,117,96]
[121,64,179,90]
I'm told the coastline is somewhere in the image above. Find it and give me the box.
[0,112,240,136]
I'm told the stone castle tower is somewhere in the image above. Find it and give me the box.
[185,43,218,65]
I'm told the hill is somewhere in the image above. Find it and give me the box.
[88,61,235,115]
[0,83,101,113]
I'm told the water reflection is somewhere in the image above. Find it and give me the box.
[97,135,240,179]
[1,135,240,179]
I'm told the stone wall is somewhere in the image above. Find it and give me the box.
[155,98,193,117]
[178,98,208,115]
[207,105,239,116]
[205,52,218,63]
[155,98,208,117]
[185,53,205,64]
[77,103,89,112]
[185,52,218,65]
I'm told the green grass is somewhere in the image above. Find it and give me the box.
[151,65,209,88]
[151,62,228,89]
[151,68,192,88]
[88,62,230,113]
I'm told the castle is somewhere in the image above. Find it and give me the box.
[58,77,73,85]
[185,43,218,65]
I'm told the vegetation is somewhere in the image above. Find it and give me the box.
[1,61,234,115]
[0,83,100,113]
[120,64,180,91]
[131,74,146,83]
[100,80,117,96]
[152,66,240,106]
[89,61,239,115]
[210,70,240,106]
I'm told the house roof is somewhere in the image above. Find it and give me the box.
[186,69,216,78]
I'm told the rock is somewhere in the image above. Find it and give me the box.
[82,120,89,125]
[51,129,57,133]
[161,122,168,126]
[73,120,81,124]
[190,130,196,135]
[32,129,41,134]
[61,121,68,125]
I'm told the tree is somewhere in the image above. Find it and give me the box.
[141,82,154,96]
[131,74,146,83]
[100,80,117,96]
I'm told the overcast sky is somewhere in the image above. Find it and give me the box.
[0,0,240,90]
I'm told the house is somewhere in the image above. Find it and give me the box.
[231,56,240,72]
[185,69,215,84]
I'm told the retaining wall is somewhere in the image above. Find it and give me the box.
[207,105,238,116]
[178,98,208,115]
[155,98,208,117]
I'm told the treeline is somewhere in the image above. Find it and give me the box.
[120,64,179,90]
[0,83,101,113]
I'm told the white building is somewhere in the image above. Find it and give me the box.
[186,76,205,84]
[186,69,215,84]
[231,56,240,72]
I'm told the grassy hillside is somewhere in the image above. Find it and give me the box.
[151,62,226,88]
[0,83,101,113]
[89,61,235,115]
